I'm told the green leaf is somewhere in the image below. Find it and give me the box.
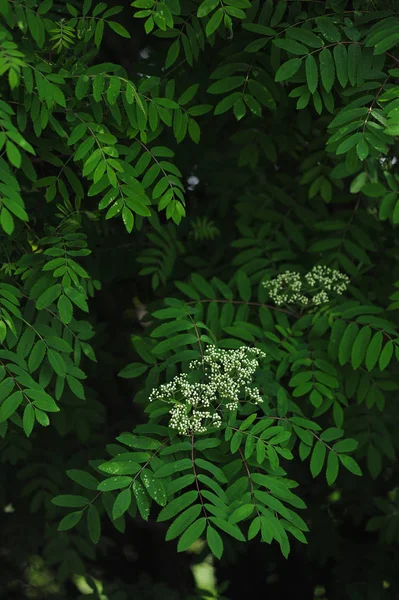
[99,460,140,475]
[198,0,219,17]
[319,48,335,93]
[118,363,148,378]
[209,517,246,541]
[67,469,99,490]
[365,331,383,371]
[47,349,67,377]
[1,208,14,235]
[236,270,251,301]
[58,511,83,531]
[333,439,358,453]
[287,28,324,48]
[208,77,245,95]
[305,55,318,94]
[165,505,202,541]
[152,334,198,355]
[326,452,339,485]
[165,39,180,69]
[36,285,62,310]
[23,403,35,437]
[141,469,167,506]
[177,518,207,552]
[158,490,198,522]
[339,454,362,476]
[133,480,150,520]
[229,504,254,524]
[310,441,326,478]
[333,44,348,87]
[97,476,132,491]
[338,323,359,366]
[351,326,372,370]
[53,495,90,507]
[87,505,101,544]
[194,458,227,483]
[112,489,132,520]
[116,433,160,450]
[6,140,22,168]
[108,21,130,38]
[205,7,223,37]
[67,375,85,400]
[275,58,302,82]
[274,38,308,55]
[206,525,223,559]
[316,16,341,42]
[0,378,14,402]
[0,391,23,422]
[58,295,73,324]
[374,33,399,55]
[25,389,59,412]
[356,138,369,161]
[379,341,393,371]
[247,80,276,110]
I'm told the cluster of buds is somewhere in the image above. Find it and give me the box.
[263,265,349,306]
[149,346,265,435]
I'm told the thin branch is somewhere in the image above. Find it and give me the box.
[187,298,298,317]
[191,435,208,520]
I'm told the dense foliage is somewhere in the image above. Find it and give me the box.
[2,0,399,598]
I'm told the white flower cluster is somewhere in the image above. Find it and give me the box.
[263,265,349,306]
[263,271,309,306]
[305,265,349,295]
[149,346,265,435]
